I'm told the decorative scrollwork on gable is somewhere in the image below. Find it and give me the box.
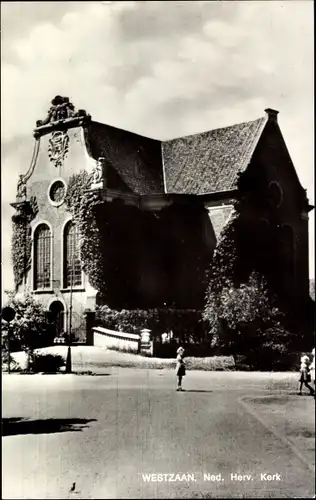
[92,157,105,187]
[48,130,70,168]
[34,96,90,140]
[16,175,27,200]
[36,95,86,128]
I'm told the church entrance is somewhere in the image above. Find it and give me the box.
[49,301,65,339]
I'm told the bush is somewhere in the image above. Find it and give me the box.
[185,355,235,371]
[96,306,149,333]
[1,350,22,372]
[3,291,55,354]
[203,272,298,369]
[28,354,65,373]
[153,339,216,358]
[234,337,300,371]
[95,306,206,344]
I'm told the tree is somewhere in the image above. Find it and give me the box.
[1,319,14,369]
[3,290,54,368]
[203,273,294,369]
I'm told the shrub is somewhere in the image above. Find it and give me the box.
[28,354,65,373]
[153,339,216,358]
[4,291,54,355]
[95,306,206,344]
[234,348,299,372]
[185,355,235,371]
[203,272,297,370]
[1,332,22,372]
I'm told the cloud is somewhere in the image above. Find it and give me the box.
[1,1,313,141]
[1,1,314,297]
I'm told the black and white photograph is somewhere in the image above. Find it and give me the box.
[1,1,315,498]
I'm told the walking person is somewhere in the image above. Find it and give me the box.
[176,347,186,391]
[298,355,314,396]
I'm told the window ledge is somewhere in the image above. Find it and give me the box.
[33,289,54,294]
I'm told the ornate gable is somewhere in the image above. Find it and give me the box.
[33,95,91,139]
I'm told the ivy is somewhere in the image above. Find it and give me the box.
[205,195,264,300]
[204,200,244,304]
[202,197,300,364]
[11,197,38,291]
[65,171,107,297]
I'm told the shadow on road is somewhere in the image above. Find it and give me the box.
[2,417,97,436]
[73,371,111,376]
[185,390,213,393]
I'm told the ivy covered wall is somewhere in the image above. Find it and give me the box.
[11,197,38,291]
[65,171,214,309]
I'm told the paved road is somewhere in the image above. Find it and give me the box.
[2,369,315,499]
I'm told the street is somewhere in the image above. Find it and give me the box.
[2,369,315,499]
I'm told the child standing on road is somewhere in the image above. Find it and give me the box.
[176,347,186,391]
[310,348,315,388]
[298,355,314,396]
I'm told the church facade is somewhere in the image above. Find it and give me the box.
[11,96,313,338]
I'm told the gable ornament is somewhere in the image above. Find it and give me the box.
[34,95,90,140]
[16,175,27,200]
[36,95,87,128]
[91,157,106,189]
[48,130,70,168]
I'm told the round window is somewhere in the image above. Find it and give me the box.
[49,180,66,206]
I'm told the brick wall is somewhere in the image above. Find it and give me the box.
[241,118,311,306]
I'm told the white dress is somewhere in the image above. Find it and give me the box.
[310,359,315,383]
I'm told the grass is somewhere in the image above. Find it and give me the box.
[7,345,235,372]
[185,355,235,371]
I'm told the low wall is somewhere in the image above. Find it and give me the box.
[93,326,140,353]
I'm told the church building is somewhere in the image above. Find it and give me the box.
[11,96,313,338]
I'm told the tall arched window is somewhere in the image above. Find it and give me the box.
[34,223,51,290]
[63,221,82,288]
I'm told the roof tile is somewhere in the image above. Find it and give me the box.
[162,117,266,195]
[83,115,267,197]
[84,122,164,195]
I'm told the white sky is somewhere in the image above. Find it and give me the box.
[1,1,314,302]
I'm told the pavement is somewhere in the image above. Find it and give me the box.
[2,369,315,499]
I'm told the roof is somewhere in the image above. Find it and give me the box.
[32,95,272,197]
[161,116,267,195]
[84,121,164,195]
[83,114,269,197]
